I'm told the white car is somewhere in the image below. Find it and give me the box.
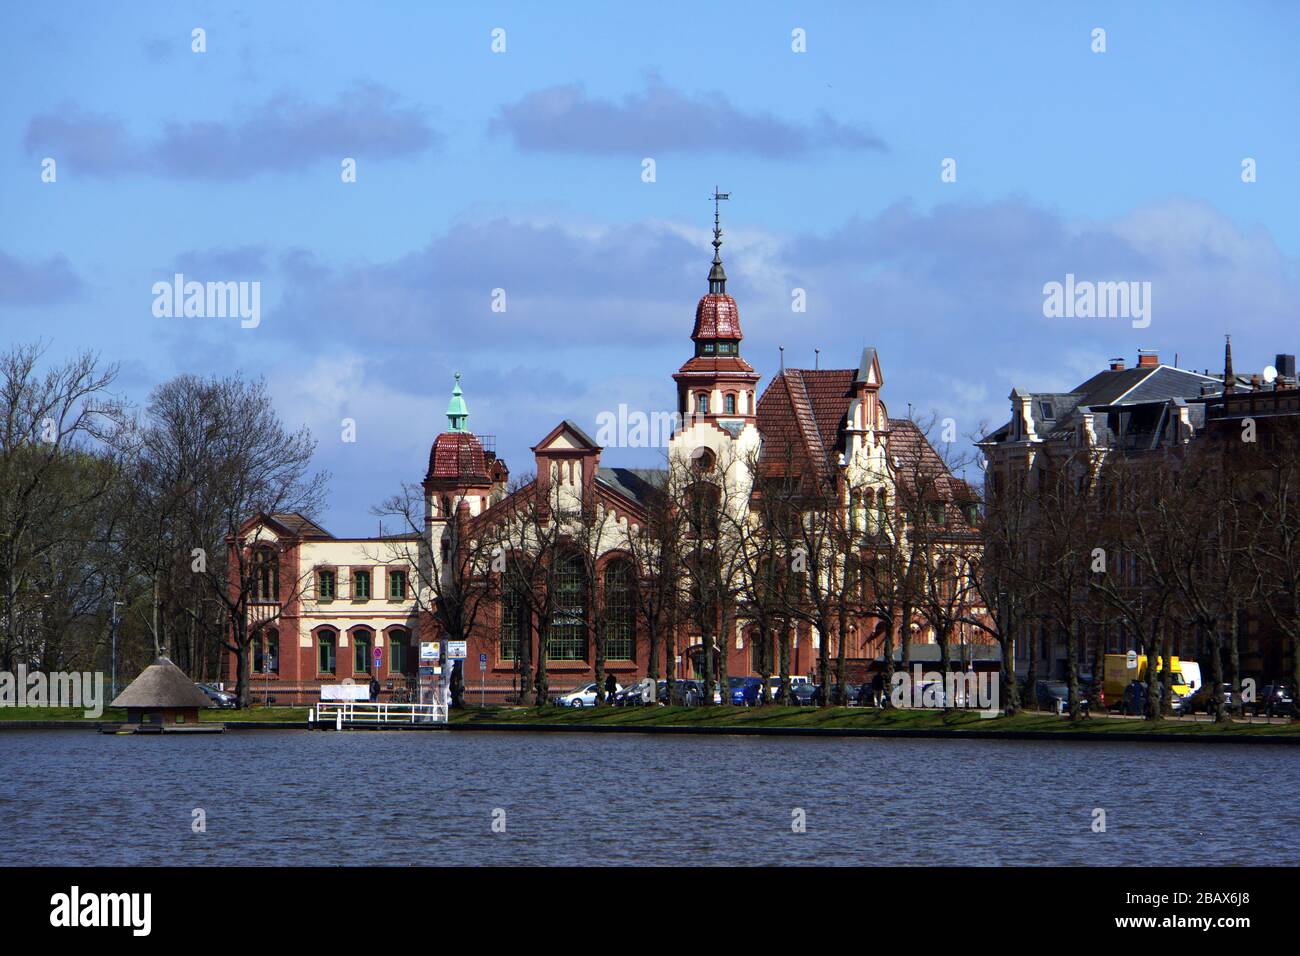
[553,681,622,707]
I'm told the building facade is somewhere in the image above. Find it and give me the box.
[231,213,983,703]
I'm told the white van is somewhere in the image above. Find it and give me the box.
[1180,662,1202,694]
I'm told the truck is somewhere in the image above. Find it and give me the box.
[1102,653,1194,708]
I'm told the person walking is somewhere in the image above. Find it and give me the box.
[369,675,381,702]
[605,672,617,703]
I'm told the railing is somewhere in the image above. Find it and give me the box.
[314,700,447,725]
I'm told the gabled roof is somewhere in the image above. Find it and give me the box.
[532,419,600,453]
[239,512,332,540]
[756,369,856,477]
[110,656,213,709]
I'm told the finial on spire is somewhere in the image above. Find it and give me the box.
[446,371,469,432]
[1224,334,1235,394]
[708,186,730,294]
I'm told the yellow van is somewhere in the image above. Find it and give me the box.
[1102,654,1193,707]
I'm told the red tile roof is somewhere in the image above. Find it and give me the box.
[756,369,855,478]
[676,355,757,375]
[691,293,743,340]
[427,431,491,484]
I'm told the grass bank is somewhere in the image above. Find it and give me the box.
[448,704,1300,737]
[0,706,310,723]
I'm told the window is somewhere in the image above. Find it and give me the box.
[255,628,279,674]
[546,553,587,660]
[928,503,945,526]
[697,393,710,414]
[500,579,525,661]
[724,393,736,415]
[352,569,372,600]
[703,342,715,354]
[604,560,635,661]
[252,548,278,603]
[318,629,337,675]
[1039,401,1055,420]
[964,503,980,526]
[353,628,373,674]
[389,629,410,673]
[317,569,336,600]
[388,569,407,600]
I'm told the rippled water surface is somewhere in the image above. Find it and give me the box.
[2,729,1297,865]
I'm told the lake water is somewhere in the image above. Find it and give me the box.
[2,729,1297,866]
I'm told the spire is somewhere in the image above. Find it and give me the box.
[1224,334,1235,394]
[445,372,469,432]
[708,186,730,294]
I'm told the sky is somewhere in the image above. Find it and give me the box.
[2,1,1298,534]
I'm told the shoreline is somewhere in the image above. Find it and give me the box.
[4,712,1299,745]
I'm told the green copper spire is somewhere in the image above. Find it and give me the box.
[445,372,469,432]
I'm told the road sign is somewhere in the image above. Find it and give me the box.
[420,642,438,662]
[447,640,468,660]
[373,647,382,669]
[478,652,487,672]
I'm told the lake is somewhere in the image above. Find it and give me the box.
[2,729,1296,866]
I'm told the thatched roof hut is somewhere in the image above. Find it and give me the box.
[111,656,213,726]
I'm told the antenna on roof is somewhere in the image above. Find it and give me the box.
[814,347,820,370]
[779,345,785,372]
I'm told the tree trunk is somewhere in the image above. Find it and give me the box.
[779,623,792,705]
[517,619,534,706]
[1065,622,1081,722]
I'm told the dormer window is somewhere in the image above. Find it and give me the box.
[1039,401,1055,420]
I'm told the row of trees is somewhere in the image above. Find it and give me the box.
[978,425,1300,722]
[0,342,325,707]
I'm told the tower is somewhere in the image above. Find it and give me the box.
[669,190,762,472]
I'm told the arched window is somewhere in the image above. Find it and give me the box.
[317,629,336,675]
[697,392,710,415]
[724,393,736,415]
[604,560,635,660]
[389,628,410,673]
[353,628,373,674]
[546,553,587,661]
[252,547,278,603]
[500,575,526,661]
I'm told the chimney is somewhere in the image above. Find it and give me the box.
[1108,357,1125,371]
[1276,353,1296,380]
[1137,349,1159,368]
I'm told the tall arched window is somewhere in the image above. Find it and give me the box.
[389,628,410,674]
[724,393,736,415]
[500,577,526,661]
[696,392,710,415]
[317,629,336,675]
[547,553,587,661]
[353,628,373,674]
[604,560,635,661]
[252,547,279,603]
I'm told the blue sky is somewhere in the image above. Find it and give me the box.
[2,1,1298,533]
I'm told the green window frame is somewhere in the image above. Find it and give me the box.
[353,569,371,600]
[317,569,336,600]
[389,629,409,672]
[604,560,635,661]
[388,569,407,600]
[353,628,372,673]
[318,630,336,675]
[724,393,736,414]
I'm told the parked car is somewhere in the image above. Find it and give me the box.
[784,683,817,706]
[1183,682,1236,715]
[552,681,621,707]
[1122,680,1184,716]
[196,683,236,709]
[1035,680,1090,716]
[612,678,655,706]
[1252,684,1294,718]
[727,676,762,706]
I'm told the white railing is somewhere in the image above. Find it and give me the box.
[314,700,447,725]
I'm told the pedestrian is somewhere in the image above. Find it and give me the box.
[605,672,617,702]
[871,670,885,707]
[369,675,380,702]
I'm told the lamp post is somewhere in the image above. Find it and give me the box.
[110,600,126,700]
